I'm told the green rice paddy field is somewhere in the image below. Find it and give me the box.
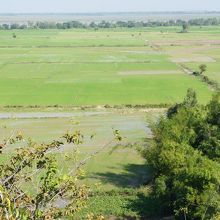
[1,26,220,218]
[0,26,219,106]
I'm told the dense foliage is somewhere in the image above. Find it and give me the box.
[1,18,220,30]
[144,89,220,219]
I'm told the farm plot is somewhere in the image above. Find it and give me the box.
[0,110,151,190]
[0,63,211,105]
[0,28,215,106]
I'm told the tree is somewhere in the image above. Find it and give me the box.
[89,22,97,29]
[167,88,197,118]
[10,23,19,29]
[207,93,220,126]
[199,64,207,75]
[183,88,198,108]
[143,90,220,219]
[2,24,10,30]
[182,23,189,33]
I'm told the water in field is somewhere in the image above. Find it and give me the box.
[0,110,151,143]
[0,111,108,119]
[0,110,157,189]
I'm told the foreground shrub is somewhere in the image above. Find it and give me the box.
[0,131,89,219]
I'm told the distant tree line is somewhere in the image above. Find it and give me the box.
[0,18,220,30]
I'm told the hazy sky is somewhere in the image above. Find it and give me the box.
[0,0,220,13]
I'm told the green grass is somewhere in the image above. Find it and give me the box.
[0,72,212,105]
[74,188,158,219]
[0,27,217,106]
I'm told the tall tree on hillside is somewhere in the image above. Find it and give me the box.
[143,90,220,219]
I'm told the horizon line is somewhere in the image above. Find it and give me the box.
[0,11,220,15]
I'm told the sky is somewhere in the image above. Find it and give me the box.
[0,0,220,13]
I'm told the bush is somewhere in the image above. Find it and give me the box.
[0,131,89,219]
[193,71,200,76]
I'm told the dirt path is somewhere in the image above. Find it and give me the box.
[0,108,166,119]
[0,111,109,119]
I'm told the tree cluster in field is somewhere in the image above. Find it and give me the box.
[0,17,220,30]
[192,64,220,90]
[142,89,220,219]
